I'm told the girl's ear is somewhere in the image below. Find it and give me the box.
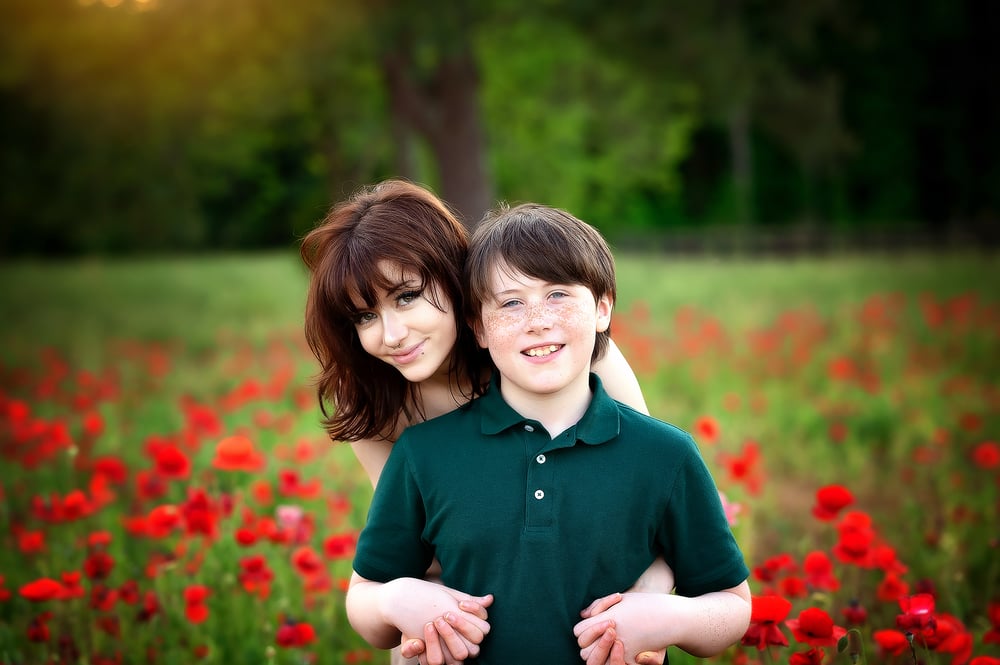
[595,294,613,333]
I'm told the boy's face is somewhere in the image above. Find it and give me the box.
[475,263,612,404]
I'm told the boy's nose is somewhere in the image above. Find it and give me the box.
[525,302,554,331]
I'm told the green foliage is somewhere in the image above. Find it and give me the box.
[478,17,699,233]
[0,0,996,254]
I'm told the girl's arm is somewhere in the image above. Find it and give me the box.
[350,438,395,487]
[593,338,649,414]
[346,573,492,655]
[575,580,752,660]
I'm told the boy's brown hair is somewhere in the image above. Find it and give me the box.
[465,203,616,361]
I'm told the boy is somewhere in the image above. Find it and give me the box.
[347,203,751,663]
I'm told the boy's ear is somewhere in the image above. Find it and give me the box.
[471,319,489,349]
[595,294,613,333]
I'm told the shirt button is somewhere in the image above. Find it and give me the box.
[534,489,545,500]
[524,424,534,432]
[536,454,546,464]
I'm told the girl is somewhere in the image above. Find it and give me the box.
[301,180,670,665]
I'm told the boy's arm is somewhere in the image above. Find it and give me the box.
[346,572,493,654]
[574,579,752,660]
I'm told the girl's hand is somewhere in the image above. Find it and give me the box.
[396,594,494,665]
[576,592,668,665]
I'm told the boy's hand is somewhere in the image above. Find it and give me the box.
[576,592,668,665]
[392,588,493,665]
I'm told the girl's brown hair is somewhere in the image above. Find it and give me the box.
[300,180,487,442]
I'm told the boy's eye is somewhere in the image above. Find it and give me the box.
[500,299,522,308]
[549,291,569,300]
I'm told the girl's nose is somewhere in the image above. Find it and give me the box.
[382,313,407,348]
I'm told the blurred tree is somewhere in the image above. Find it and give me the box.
[371,0,493,225]
[558,0,854,226]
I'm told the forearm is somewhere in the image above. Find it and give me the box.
[345,573,404,649]
[664,581,752,657]
[576,580,752,660]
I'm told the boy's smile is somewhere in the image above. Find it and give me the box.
[476,264,612,428]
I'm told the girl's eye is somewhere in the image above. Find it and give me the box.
[500,299,522,309]
[353,311,377,326]
[398,290,423,306]
[549,291,569,300]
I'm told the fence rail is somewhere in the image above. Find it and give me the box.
[613,223,999,257]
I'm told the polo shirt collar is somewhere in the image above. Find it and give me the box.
[479,372,621,445]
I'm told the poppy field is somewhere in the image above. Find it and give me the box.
[1,252,998,665]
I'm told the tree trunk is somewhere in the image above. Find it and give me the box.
[381,43,492,228]
[728,104,754,225]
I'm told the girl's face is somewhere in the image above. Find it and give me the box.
[352,261,458,384]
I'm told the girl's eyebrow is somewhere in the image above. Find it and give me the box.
[387,278,421,295]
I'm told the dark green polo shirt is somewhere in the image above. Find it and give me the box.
[354,373,748,664]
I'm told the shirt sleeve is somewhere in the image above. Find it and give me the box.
[661,434,750,597]
[352,435,435,583]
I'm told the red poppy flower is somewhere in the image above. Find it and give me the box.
[811,485,853,521]
[741,595,792,649]
[92,456,128,484]
[972,441,1000,469]
[873,629,910,656]
[970,656,1000,665]
[251,479,273,505]
[780,576,809,599]
[27,612,52,642]
[84,551,115,580]
[803,551,839,592]
[186,603,209,624]
[276,620,317,647]
[60,571,85,599]
[832,512,875,566]
[180,488,220,538]
[323,532,358,560]
[135,469,168,502]
[786,607,847,646]
[897,593,936,633]
[17,529,45,554]
[753,553,797,584]
[842,599,868,625]
[146,504,182,537]
[20,578,64,602]
[235,527,258,547]
[90,584,118,611]
[291,546,324,577]
[718,440,763,495]
[152,443,191,480]
[137,590,161,622]
[87,530,113,548]
[238,554,274,598]
[877,571,910,602]
[693,416,720,444]
[118,579,140,604]
[984,602,1000,645]
[184,585,210,624]
[212,435,265,472]
[789,647,825,665]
